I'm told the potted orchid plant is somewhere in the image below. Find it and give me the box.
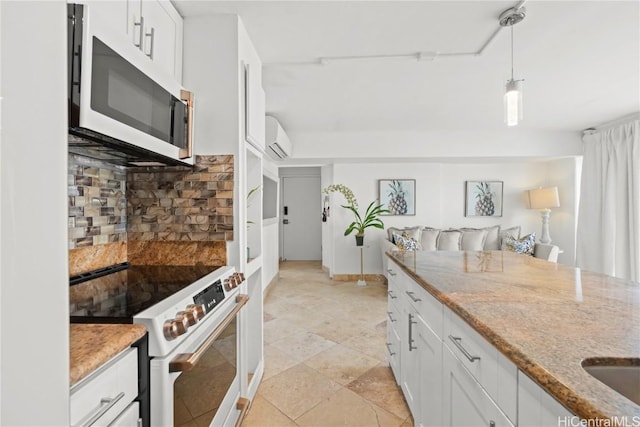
[323,184,389,246]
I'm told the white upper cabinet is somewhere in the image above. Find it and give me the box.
[133,0,183,81]
[89,0,183,82]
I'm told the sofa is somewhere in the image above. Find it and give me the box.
[380,224,560,274]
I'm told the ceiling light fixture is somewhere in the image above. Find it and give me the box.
[499,6,526,126]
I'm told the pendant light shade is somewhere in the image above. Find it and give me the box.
[504,79,523,126]
[499,7,526,127]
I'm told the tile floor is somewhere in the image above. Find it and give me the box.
[243,261,413,426]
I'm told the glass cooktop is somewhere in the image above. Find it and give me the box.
[69,263,221,323]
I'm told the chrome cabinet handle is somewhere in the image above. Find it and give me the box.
[408,313,417,351]
[387,269,396,277]
[387,311,396,322]
[78,391,125,427]
[133,16,144,50]
[387,290,397,299]
[448,335,481,362]
[145,27,155,59]
[385,342,396,356]
[406,291,422,302]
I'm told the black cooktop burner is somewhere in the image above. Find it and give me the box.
[69,263,221,323]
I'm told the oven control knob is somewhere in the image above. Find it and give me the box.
[179,309,197,327]
[185,304,205,322]
[163,314,189,340]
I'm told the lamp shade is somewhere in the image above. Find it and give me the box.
[527,187,560,209]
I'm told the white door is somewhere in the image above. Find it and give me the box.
[281,176,321,260]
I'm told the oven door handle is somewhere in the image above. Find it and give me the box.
[169,294,248,373]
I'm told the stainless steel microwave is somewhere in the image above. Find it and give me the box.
[68,4,193,166]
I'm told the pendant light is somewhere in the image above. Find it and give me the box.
[499,7,526,126]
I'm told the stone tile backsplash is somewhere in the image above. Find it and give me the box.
[68,154,127,249]
[127,155,234,242]
[68,154,234,273]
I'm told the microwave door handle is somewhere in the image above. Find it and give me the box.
[179,90,194,159]
[169,294,248,373]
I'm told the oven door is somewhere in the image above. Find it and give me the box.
[150,295,248,427]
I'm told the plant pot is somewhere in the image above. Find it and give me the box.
[355,234,364,246]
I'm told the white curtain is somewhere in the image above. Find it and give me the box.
[576,119,640,281]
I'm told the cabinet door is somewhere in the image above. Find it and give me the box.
[400,308,420,416]
[416,314,443,427]
[140,1,178,76]
[518,370,573,427]
[88,2,128,34]
[443,346,514,427]
[126,0,143,49]
[386,321,401,384]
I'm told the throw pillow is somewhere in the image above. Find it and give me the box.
[437,230,462,250]
[420,228,440,251]
[460,225,501,250]
[402,227,423,247]
[394,233,419,251]
[387,227,403,244]
[503,233,536,255]
[500,226,521,249]
[461,229,489,251]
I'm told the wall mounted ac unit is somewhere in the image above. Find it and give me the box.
[265,115,292,160]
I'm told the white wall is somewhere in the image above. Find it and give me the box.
[290,129,582,160]
[1,2,69,424]
[324,159,578,275]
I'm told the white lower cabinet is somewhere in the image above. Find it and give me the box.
[415,313,443,427]
[70,348,139,427]
[109,402,140,426]
[518,370,573,427]
[387,259,573,427]
[443,345,514,427]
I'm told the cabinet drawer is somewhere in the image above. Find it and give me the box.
[109,401,140,426]
[405,278,443,339]
[443,345,514,427]
[444,309,517,422]
[386,324,401,384]
[70,348,138,427]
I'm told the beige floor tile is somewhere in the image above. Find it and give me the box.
[304,344,380,385]
[259,364,342,420]
[306,314,368,343]
[270,330,337,363]
[346,365,411,420]
[242,394,297,427]
[264,317,307,344]
[262,343,300,380]
[295,387,405,427]
[245,261,411,427]
[341,326,389,363]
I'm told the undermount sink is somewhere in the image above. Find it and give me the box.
[581,358,640,406]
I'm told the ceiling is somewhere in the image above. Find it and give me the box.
[173,1,640,135]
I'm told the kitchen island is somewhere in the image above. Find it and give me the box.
[386,250,640,422]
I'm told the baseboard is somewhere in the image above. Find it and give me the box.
[332,273,386,282]
[263,274,279,300]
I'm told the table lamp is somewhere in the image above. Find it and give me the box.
[527,186,560,244]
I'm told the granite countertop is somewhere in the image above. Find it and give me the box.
[387,250,640,421]
[70,324,147,387]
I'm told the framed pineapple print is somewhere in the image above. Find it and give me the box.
[379,179,416,216]
[465,181,503,217]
